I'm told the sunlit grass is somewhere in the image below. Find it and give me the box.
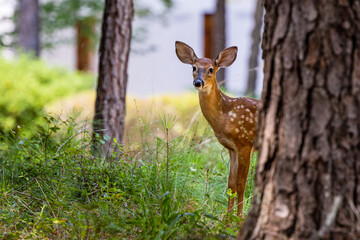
[46,91,207,146]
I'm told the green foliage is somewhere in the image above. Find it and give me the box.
[41,0,104,48]
[0,55,93,134]
[41,0,174,33]
[41,0,174,49]
[2,0,174,50]
[0,113,257,239]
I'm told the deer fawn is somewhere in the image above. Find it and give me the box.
[175,41,260,216]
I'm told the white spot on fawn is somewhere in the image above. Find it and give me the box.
[235,128,239,133]
[241,115,245,119]
[228,111,233,116]
[246,108,250,112]
[245,117,249,121]
[241,105,244,108]
[231,118,234,121]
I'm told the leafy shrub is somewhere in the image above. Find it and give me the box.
[0,54,93,134]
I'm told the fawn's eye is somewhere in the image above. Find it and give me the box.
[192,66,197,72]
[208,68,214,74]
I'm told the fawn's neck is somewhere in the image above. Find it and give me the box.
[198,83,225,130]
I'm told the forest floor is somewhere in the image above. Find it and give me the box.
[0,92,257,239]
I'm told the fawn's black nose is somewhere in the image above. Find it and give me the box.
[193,79,204,88]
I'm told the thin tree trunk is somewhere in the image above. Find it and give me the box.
[93,0,133,155]
[213,0,226,86]
[204,13,215,59]
[245,0,263,97]
[18,0,40,56]
[240,0,360,239]
[76,18,95,72]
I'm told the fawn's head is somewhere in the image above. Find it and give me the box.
[175,41,238,91]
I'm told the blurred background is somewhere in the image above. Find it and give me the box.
[0,0,263,97]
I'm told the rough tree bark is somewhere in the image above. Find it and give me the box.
[18,0,40,56]
[239,0,360,239]
[93,0,133,155]
[245,0,263,96]
[213,0,226,85]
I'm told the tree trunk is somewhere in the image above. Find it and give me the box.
[18,0,40,56]
[240,0,360,239]
[245,0,263,97]
[76,18,95,72]
[204,13,215,59]
[213,0,226,86]
[93,0,133,155]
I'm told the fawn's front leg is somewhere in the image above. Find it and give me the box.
[236,146,252,217]
[228,149,237,213]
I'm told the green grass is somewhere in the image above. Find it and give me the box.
[0,113,257,239]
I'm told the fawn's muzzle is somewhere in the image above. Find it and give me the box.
[193,78,204,88]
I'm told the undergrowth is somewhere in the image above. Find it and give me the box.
[0,55,93,135]
[0,113,257,239]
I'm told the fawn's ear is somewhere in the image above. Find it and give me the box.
[214,46,238,68]
[175,41,198,65]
